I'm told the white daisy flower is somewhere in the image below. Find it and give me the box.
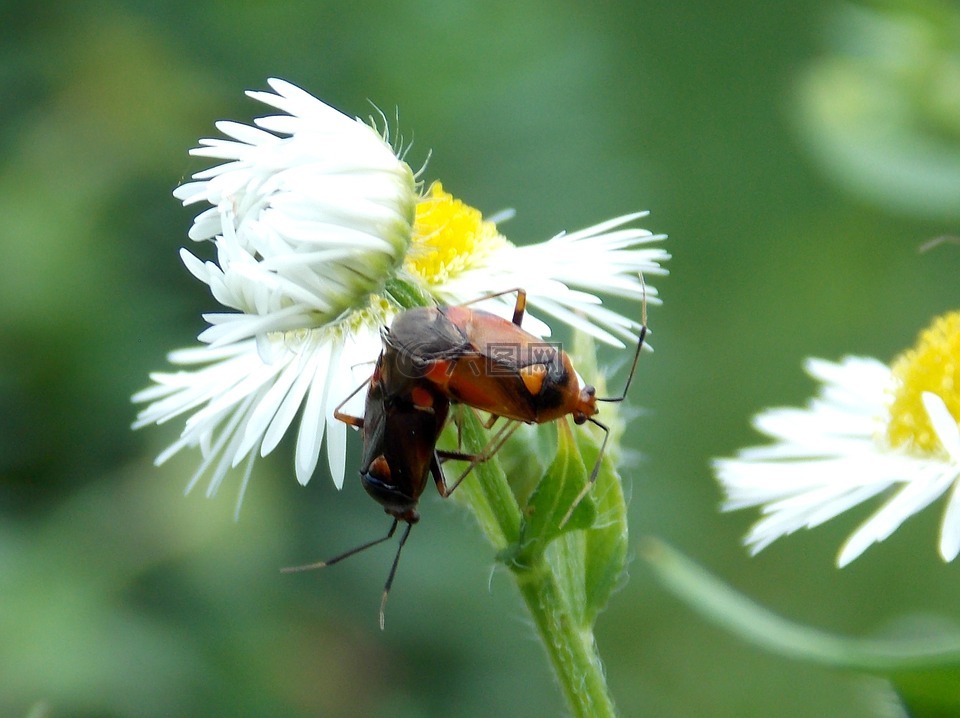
[133,78,668,512]
[715,311,960,566]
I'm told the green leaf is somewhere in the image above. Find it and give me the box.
[565,330,631,625]
[518,419,597,562]
[642,538,960,716]
[576,425,628,627]
[492,421,550,506]
[892,665,960,717]
[537,420,628,628]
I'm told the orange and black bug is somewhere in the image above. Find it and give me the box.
[283,321,478,628]
[382,287,647,520]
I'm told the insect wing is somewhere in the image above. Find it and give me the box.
[357,347,452,520]
[382,393,450,495]
[381,307,470,389]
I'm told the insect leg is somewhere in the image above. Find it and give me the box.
[482,413,501,430]
[458,288,528,327]
[440,419,522,496]
[596,325,647,404]
[333,375,373,428]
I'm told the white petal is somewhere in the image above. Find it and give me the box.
[838,466,954,566]
[442,212,667,347]
[133,324,374,508]
[294,343,332,485]
[923,391,960,459]
[325,390,348,490]
[939,477,960,561]
[234,351,300,462]
[260,351,318,457]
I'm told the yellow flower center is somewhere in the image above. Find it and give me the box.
[405,182,509,286]
[887,310,960,454]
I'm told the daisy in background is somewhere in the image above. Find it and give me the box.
[715,311,960,566]
[133,78,669,513]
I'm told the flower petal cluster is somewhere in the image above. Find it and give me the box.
[174,78,417,348]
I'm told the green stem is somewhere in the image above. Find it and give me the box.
[513,561,618,718]
[641,537,960,671]
[452,411,618,718]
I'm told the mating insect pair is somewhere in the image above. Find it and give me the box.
[284,288,647,627]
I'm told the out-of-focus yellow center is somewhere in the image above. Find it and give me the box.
[406,182,508,286]
[887,310,960,454]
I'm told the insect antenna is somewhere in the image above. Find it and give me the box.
[559,416,613,529]
[283,518,406,629]
[280,518,401,573]
[560,274,649,527]
[281,519,414,629]
[379,521,414,630]
[597,271,648,404]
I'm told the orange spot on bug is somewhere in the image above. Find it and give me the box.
[369,455,391,481]
[519,364,548,396]
[410,385,435,410]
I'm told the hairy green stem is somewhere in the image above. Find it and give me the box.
[453,411,618,718]
[513,561,618,717]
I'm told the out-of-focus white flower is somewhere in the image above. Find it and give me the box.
[133,79,668,513]
[715,312,960,566]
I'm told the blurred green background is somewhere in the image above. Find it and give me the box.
[3,1,960,716]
